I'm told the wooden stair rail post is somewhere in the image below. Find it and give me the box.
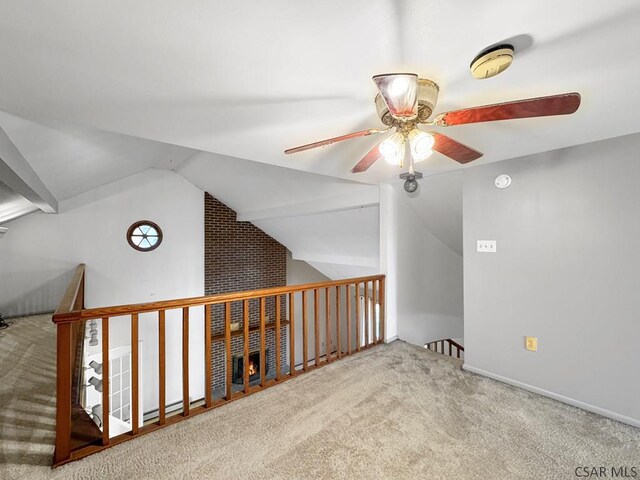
[346,285,352,355]
[289,292,295,377]
[275,295,281,381]
[379,276,386,343]
[182,307,190,416]
[101,317,110,445]
[243,299,250,394]
[158,310,166,426]
[335,286,341,359]
[54,321,73,464]
[259,297,266,388]
[372,280,378,344]
[204,304,212,407]
[355,283,361,352]
[131,313,139,435]
[325,287,331,363]
[364,281,370,348]
[225,302,232,400]
[314,289,320,367]
[302,291,308,371]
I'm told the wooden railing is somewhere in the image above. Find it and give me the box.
[425,338,464,359]
[52,267,385,466]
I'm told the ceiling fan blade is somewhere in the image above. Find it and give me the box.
[285,128,387,154]
[434,92,581,126]
[432,133,483,164]
[373,73,418,119]
[350,143,384,173]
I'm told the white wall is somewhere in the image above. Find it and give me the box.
[463,133,640,427]
[0,168,205,412]
[380,184,464,346]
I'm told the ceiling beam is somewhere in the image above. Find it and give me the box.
[236,189,379,222]
[291,252,379,268]
[0,127,58,213]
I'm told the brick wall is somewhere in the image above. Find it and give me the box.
[204,193,287,394]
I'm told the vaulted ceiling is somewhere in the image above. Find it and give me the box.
[1,0,639,264]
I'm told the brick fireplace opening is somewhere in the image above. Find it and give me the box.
[232,349,270,385]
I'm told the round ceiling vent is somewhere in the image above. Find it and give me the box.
[471,44,514,79]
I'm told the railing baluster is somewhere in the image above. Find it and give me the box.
[336,286,341,359]
[325,287,331,363]
[131,313,139,434]
[158,310,166,426]
[302,291,308,371]
[346,285,352,356]
[457,346,461,359]
[225,302,232,400]
[275,295,281,381]
[364,281,370,348]
[243,299,250,394]
[182,307,190,416]
[372,280,378,344]
[314,289,320,367]
[102,317,110,445]
[440,340,444,353]
[289,292,295,377]
[355,283,361,352]
[260,297,266,388]
[448,341,452,357]
[380,276,386,342]
[204,304,212,408]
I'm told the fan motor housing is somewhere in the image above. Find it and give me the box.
[375,78,440,126]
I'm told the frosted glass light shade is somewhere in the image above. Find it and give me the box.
[373,74,418,119]
[408,129,434,162]
[379,133,405,165]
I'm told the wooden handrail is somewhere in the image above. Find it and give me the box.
[53,270,386,467]
[55,264,86,314]
[53,274,384,324]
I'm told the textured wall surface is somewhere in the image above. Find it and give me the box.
[204,193,287,392]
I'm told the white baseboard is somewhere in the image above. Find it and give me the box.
[385,335,399,343]
[463,365,640,429]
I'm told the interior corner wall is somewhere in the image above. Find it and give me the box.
[380,184,464,346]
[463,133,640,427]
[0,168,205,412]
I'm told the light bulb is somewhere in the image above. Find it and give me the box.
[408,129,434,162]
[379,132,405,165]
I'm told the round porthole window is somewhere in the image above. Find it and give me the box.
[127,221,163,252]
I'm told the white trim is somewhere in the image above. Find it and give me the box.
[385,335,399,343]
[463,365,640,429]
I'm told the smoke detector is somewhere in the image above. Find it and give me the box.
[471,44,514,79]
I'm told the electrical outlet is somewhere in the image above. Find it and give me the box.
[525,336,538,352]
[477,240,497,253]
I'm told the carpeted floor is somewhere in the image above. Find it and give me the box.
[1,314,638,480]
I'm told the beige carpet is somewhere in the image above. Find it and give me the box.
[1,314,638,480]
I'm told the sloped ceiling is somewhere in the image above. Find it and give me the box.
[1,0,640,187]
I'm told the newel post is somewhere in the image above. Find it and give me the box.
[54,319,74,464]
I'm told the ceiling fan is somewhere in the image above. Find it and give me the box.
[284,73,581,191]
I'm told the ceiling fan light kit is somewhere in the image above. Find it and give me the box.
[285,66,581,195]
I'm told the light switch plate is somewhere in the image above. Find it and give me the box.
[525,336,538,352]
[477,240,497,253]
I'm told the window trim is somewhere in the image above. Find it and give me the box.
[126,220,163,252]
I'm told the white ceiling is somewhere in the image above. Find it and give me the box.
[0,111,195,201]
[1,0,640,188]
